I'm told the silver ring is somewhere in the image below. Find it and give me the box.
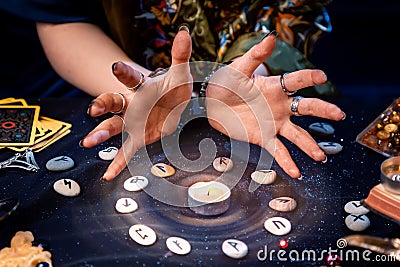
[290,96,303,116]
[113,114,126,131]
[111,92,126,114]
[127,72,145,91]
[280,72,297,96]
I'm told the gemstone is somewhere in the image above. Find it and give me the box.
[264,217,292,236]
[166,236,191,255]
[98,146,118,160]
[45,156,74,171]
[53,179,80,197]
[345,214,370,231]
[318,142,343,155]
[376,130,390,140]
[212,157,233,172]
[150,163,175,177]
[384,123,398,133]
[251,170,277,184]
[269,197,297,212]
[390,111,400,123]
[221,239,248,259]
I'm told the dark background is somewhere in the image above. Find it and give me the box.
[311,1,400,99]
[0,1,399,99]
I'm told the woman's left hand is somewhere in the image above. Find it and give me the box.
[205,31,345,179]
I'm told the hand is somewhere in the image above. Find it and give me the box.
[206,31,345,179]
[81,28,193,180]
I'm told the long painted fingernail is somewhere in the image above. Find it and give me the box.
[112,62,119,72]
[341,112,346,120]
[86,104,93,115]
[322,156,328,163]
[78,139,85,148]
[178,24,190,33]
[262,30,278,40]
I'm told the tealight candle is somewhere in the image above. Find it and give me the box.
[188,181,231,216]
[381,156,400,194]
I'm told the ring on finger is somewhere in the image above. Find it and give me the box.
[126,72,145,91]
[280,72,297,96]
[290,96,303,116]
[113,114,126,131]
[111,92,126,114]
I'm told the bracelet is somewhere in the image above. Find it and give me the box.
[199,62,232,98]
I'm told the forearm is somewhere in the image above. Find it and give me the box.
[36,22,150,96]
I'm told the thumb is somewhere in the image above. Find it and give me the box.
[171,25,192,66]
[231,30,278,78]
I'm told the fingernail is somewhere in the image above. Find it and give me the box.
[78,139,85,147]
[178,24,190,33]
[86,104,93,115]
[297,175,303,181]
[322,156,328,163]
[100,175,107,181]
[341,112,346,120]
[112,61,121,72]
[262,30,278,40]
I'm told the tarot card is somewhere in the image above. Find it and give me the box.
[0,105,40,146]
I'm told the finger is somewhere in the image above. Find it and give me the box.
[102,134,138,181]
[230,31,277,77]
[79,115,124,148]
[171,25,192,66]
[272,138,302,179]
[87,92,127,117]
[274,69,328,94]
[279,122,326,162]
[112,61,143,89]
[294,97,346,121]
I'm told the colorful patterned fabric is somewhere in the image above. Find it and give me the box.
[102,0,338,96]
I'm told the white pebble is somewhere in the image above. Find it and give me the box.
[221,239,248,259]
[264,217,292,236]
[46,156,74,171]
[309,122,335,136]
[345,214,370,231]
[150,163,175,177]
[53,179,80,197]
[213,157,233,172]
[269,197,297,212]
[129,224,157,246]
[115,197,138,214]
[344,200,369,214]
[251,170,277,185]
[318,142,343,155]
[124,176,149,192]
[166,237,191,255]
[99,146,118,160]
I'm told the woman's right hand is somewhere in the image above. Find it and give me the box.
[80,27,193,181]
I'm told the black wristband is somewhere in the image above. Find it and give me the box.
[199,61,232,97]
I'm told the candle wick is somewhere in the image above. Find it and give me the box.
[207,189,210,196]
